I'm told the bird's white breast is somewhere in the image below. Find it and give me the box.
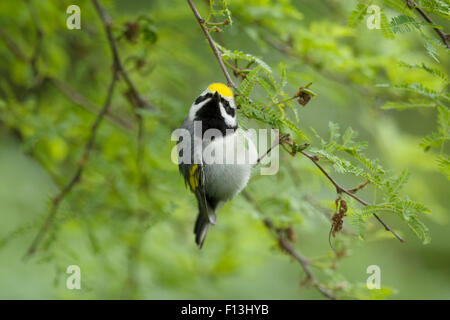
[203,129,257,202]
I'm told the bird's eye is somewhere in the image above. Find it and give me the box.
[221,98,235,117]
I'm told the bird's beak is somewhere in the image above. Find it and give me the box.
[213,91,221,103]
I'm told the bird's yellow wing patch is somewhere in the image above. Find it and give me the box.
[188,164,200,192]
[208,83,233,98]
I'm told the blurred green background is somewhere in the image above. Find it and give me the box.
[0,0,449,299]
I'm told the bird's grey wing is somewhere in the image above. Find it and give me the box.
[180,159,216,226]
[177,118,194,189]
[177,119,216,226]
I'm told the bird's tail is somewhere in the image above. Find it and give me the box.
[194,203,216,249]
[194,212,210,249]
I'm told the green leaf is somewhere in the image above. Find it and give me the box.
[381,101,436,110]
[389,15,422,34]
[348,2,371,28]
[436,156,450,180]
[380,12,395,39]
[423,35,440,62]
[398,62,448,82]
[393,83,441,100]
[217,44,272,73]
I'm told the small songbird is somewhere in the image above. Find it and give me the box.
[177,83,257,248]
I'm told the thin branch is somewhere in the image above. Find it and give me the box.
[187,0,236,88]
[92,0,154,110]
[26,0,44,76]
[92,0,152,174]
[0,11,134,131]
[24,69,119,259]
[92,0,152,179]
[298,149,404,242]
[187,0,403,242]
[242,191,337,300]
[47,77,134,130]
[3,0,152,258]
[348,180,370,194]
[254,132,282,166]
[0,26,28,62]
[406,0,449,49]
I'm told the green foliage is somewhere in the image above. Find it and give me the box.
[348,2,372,28]
[418,0,450,19]
[381,12,396,39]
[0,0,448,300]
[420,106,450,151]
[389,15,423,34]
[311,122,430,243]
[436,155,450,179]
[379,59,449,158]
[217,44,272,73]
[398,61,448,81]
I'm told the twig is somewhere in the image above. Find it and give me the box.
[276,234,336,299]
[298,149,404,242]
[5,0,152,258]
[254,132,282,166]
[348,180,370,194]
[92,0,149,193]
[406,0,449,49]
[26,0,44,76]
[24,69,119,259]
[0,13,134,131]
[92,0,154,110]
[279,138,403,241]
[242,191,337,300]
[47,77,134,130]
[92,0,151,178]
[189,0,404,242]
[0,26,28,62]
[187,0,236,88]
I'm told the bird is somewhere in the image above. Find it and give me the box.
[177,83,257,248]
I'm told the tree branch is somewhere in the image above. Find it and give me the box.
[24,68,119,259]
[187,0,236,88]
[25,0,157,258]
[254,132,282,166]
[92,0,154,110]
[92,0,152,178]
[188,0,404,243]
[298,149,404,242]
[47,77,134,131]
[26,0,44,76]
[0,26,28,62]
[0,12,134,131]
[406,0,449,49]
[242,191,337,300]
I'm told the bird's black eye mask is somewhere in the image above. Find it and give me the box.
[194,93,235,118]
[194,92,212,105]
[194,94,237,136]
[220,97,235,117]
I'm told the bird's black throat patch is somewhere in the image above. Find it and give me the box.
[195,96,237,136]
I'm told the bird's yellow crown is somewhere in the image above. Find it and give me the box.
[208,83,233,98]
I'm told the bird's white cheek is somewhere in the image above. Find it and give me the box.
[219,105,236,127]
[188,98,209,121]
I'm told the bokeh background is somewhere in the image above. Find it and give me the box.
[0,0,449,299]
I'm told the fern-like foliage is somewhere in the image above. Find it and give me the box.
[389,15,423,34]
[348,2,372,27]
[418,0,450,19]
[420,106,450,151]
[436,156,450,180]
[310,122,430,243]
[216,45,310,141]
[380,59,449,159]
